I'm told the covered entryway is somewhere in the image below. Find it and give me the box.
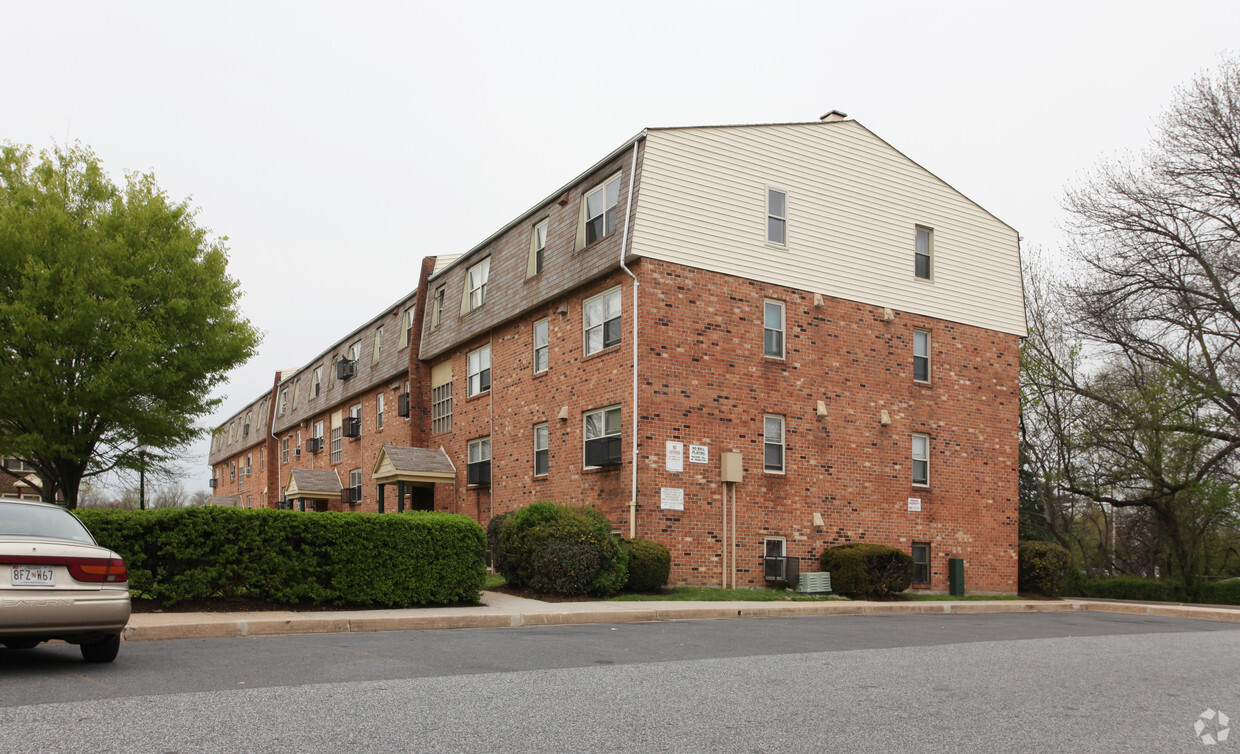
[284,468,343,512]
[371,445,456,513]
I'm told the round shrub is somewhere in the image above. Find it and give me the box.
[501,502,629,597]
[620,538,671,592]
[1017,540,1072,596]
[818,542,913,598]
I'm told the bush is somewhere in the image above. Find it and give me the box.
[1018,540,1072,596]
[1201,579,1240,606]
[1068,576,1187,602]
[486,509,516,574]
[75,507,486,608]
[620,538,671,592]
[496,502,628,597]
[818,543,913,598]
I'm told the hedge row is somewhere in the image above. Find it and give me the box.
[1065,576,1240,606]
[75,507,487,607]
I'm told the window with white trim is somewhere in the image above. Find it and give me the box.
[767,188,787,245]
[764,299,785,358]
[466,258,490,311]
[376,392,385,431]
[915,226,933,280]
[531,219,548,276]
[467,437,491,486]
[584,405,622,468]
[584,175,621,245]
[292,379,300,408]
[912,433,930,485]
[913,329,931,383]
[431,288,444,328]
[584,287,621,356]
[764,537,787,581]
[402,306,416,347]
[534,422,549,476]
[230,461,236,482]
[331,424,343,464]
[467,345,491,397]
[279,388,288,415]
[312,367,321,398]
[281,437,289,464]
[764,414,785,473]
[431,383,452,434]
[533,319,549,373]
[373,326,384,365]
[349,468,362,505]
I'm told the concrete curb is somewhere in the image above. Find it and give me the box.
[118,596,1240,642]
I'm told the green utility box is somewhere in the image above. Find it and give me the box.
[948,558,965,597]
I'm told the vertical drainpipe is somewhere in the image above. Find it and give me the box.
[270,375,281,510]
[619,134,644,539]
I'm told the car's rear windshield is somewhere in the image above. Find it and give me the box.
[0,503,96,544]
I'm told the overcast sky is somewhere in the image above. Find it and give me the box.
[3,1,1237,493]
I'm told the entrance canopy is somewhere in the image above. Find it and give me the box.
[285,468,343,500]
[371,445,456,486]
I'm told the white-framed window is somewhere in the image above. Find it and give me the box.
[373,326,384,365]
[467,436,491,486]
[431,288,444,328]
[2,458,34,473]
[764,537,787,582]
[292,379,300,408]
[230,461,236,482]
[245,453,252,476]
[915,226,933,280]
[534,422,549,477]
[312,367,322,398]
[279,388,288,415]
[912,542,931,585]
[530,219,548,277]
[313,420,324,442]
[347,341,360,363]
[260,448,265,472]
[533,319,549,373]
[244,411,252,436]
[402,306,415,347]
[467,345,491,397]
[466,258,490,311]
[281,436,289,464]
[912,433,930,486]
[584,287,621,356]
[764,299,785,359]
[913,329,931,383]
[376,392,385,431]
[331,425,343,464]
[767,188,787,246]
[349,468,362,504]
[246,495,253,509]
[584,405,622,468]
[431,383,452,434]
[584,174,621,245]
[764,414,785,473]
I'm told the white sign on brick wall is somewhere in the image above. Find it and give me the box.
[660,487,684,510]
[665,441,684,472]
[689,444,709,464]
[908,497,922,512]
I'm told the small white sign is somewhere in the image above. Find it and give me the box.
[665,441,684,472]
[689,444,709,464]
[660,487,684,510]
[908,497,922,512]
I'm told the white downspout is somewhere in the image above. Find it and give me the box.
[620,135,643,539]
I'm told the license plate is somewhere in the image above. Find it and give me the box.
[11,565,54,587]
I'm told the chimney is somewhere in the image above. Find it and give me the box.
[820,110,848,122]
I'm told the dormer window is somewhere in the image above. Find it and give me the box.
[583,175,621,246]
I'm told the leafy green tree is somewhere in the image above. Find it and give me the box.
[0,143,258,508]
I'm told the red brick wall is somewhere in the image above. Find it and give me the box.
[634,258,1019,592]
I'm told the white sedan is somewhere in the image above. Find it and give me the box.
[0,500,131,662]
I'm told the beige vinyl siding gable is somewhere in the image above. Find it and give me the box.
[629,122,1025,337]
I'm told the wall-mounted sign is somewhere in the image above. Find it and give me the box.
[661,487,684,510]
[908,497,922,512]
[666,441,684,472]
[689,444,708,464]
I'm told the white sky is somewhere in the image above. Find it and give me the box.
[3,1,1237,492]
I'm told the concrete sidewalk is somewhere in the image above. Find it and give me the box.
[120,592,1240,642]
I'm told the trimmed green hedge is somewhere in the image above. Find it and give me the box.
[819,542,913,598]
[75,507,486,607]
[492,502,628,597]
[1067,576,1187,602]
[1018,540,1072,596]
[620,538,671,592]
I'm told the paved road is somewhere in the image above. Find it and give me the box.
[2,612,1237,752]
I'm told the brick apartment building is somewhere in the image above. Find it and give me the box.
[209,113,1025,592]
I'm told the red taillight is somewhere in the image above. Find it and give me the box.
[67,557,128,583]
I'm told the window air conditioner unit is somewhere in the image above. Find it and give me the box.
[336,359,356,380]
[306,437,323,453]
[467,461,491,486]
[342,417,361,438]
[585,436,622,468]
[294,447,301,458]
[397,392,410,417]
[208,478,217,489]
